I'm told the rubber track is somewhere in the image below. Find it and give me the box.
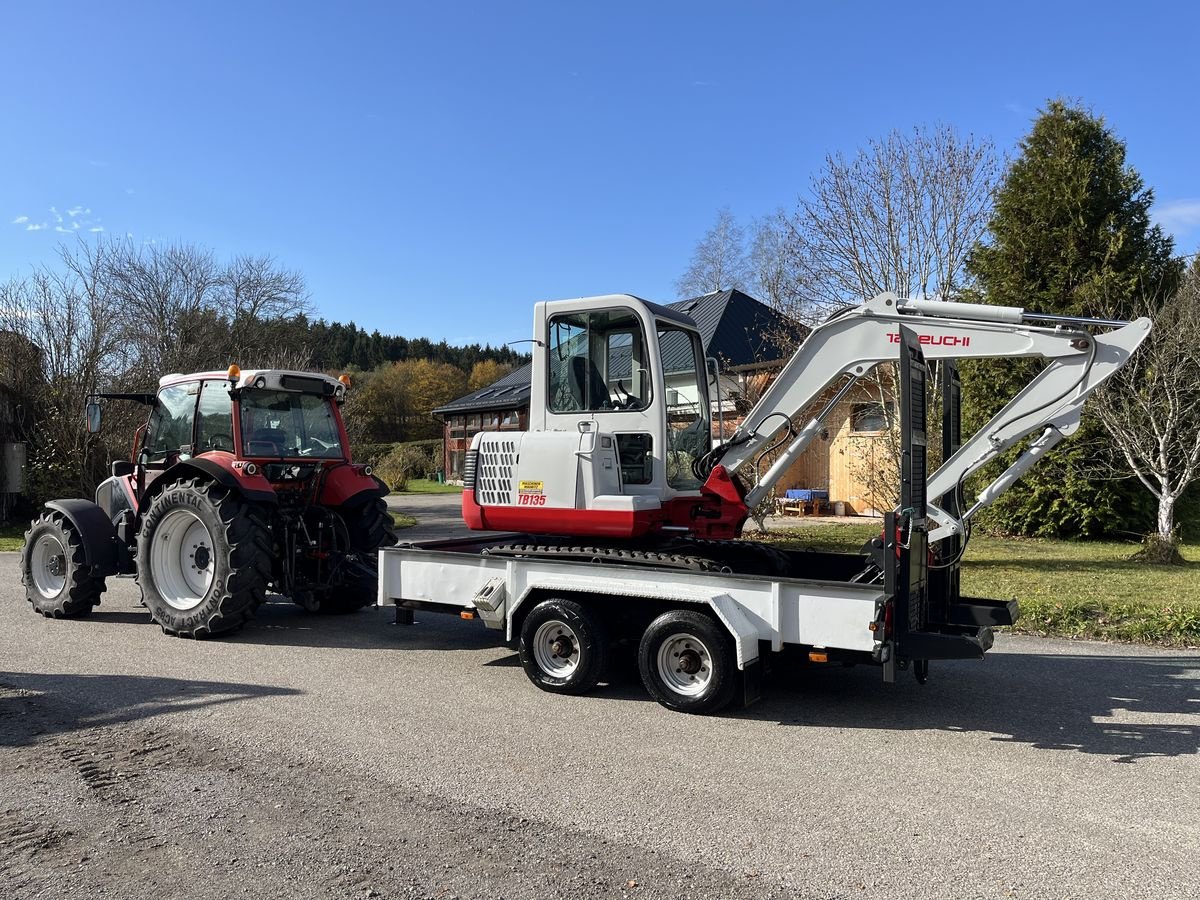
[481,543,723,572]
[674,538,795,577]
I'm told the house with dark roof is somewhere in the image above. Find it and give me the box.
[434,289,897,515]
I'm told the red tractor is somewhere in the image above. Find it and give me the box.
[20,366,396,637]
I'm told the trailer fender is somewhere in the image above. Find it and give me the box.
[707,593,762,669]
[43,499,119,576]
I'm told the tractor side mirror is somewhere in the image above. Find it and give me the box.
[85,401,103,434]
[706,357,720,385]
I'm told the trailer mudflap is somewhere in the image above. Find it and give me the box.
[945,596,1019,628]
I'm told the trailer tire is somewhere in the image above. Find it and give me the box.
[518,598,609,695]
[137,478,271,638]
[638,609,737,715]
[21,511,105,618]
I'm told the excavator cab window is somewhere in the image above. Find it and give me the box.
[547,309,650,413]
[658,325,710,490]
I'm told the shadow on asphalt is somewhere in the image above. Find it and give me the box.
[569,648,1199,763]
[228,599,506,652]
[737,650,1200,763]
[0,672,301,746]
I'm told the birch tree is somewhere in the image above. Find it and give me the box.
[1094,262,1200,559]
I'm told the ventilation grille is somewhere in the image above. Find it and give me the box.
[463,448,478,491]
[477,438,517,506]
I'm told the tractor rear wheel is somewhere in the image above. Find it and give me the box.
[21,511,105,618]
[136,478,271,638]
[305,498,397,615]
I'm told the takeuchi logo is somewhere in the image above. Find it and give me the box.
[887,332,971,347]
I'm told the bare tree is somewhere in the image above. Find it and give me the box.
[1094,263,1200,559]
[783,125,1001,316]
[0,242,124,497]
[219,253,310,360]
[676,207,751,297]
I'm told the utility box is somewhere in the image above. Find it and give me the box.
[2,442,26,494]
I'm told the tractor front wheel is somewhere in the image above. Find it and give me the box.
[136,478,271,638]
[21,511,105,618]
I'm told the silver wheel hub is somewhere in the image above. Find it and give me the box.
[657,633,714,696]
[30,534,68,599]
[532,619,580,677]
[149,508,215,611]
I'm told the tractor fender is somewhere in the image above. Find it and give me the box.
[44,499,119,576]
[145,457,279,506]
[320,463,389,508]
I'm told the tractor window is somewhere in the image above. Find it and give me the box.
[239,390,345,459]
[548,309,650,413]
[145,383,200,463]
[195,381,234,453]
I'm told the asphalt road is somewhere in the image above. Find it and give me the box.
[2,497,1198,898]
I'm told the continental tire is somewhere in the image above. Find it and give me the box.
[518,598,609,695]
[21,511,104,618]
[136,478,271,638]
[638,609,737,715]
[310,498,398,615]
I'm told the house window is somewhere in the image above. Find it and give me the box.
[501,408,520,427]
[448,416,465,437]
[850,401,892,433]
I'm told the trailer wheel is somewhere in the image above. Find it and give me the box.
[518,598,609,695]
[21,511,104,618]
[638,610,737,715]
[137,478,271,638]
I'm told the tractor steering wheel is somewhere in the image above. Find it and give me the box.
[207,434,234,452]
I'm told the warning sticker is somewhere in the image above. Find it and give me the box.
[518,480,544,494]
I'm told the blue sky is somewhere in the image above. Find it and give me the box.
[3,1,1198,345]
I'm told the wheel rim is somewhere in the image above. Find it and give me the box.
[29,533,68,599]
[532,619,580,677]
[149,508,215,611]
[656,632,714,697]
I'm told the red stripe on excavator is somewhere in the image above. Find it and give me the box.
[462,489,651,538]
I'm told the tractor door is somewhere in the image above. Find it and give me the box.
[142,381,202,481]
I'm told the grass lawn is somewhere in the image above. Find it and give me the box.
[389,511,418,529]
[759,522,1200,647]
[392,479,463,495]
[0,524,24,552]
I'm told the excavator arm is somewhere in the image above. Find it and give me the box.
[704,293,1151,541]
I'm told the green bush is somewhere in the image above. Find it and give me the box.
[374,439,443,491]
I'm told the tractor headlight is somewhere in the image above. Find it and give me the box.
[244,463,259,476]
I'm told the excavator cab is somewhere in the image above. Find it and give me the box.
[462,294,715,537]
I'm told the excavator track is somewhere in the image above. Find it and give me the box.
[480,543,724,572]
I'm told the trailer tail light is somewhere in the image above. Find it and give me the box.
[460,610,476,620]
[808,650,828,663]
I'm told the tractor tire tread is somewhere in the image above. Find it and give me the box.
[21,511,105,618]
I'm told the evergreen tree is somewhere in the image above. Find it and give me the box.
[963,99,1181,537]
